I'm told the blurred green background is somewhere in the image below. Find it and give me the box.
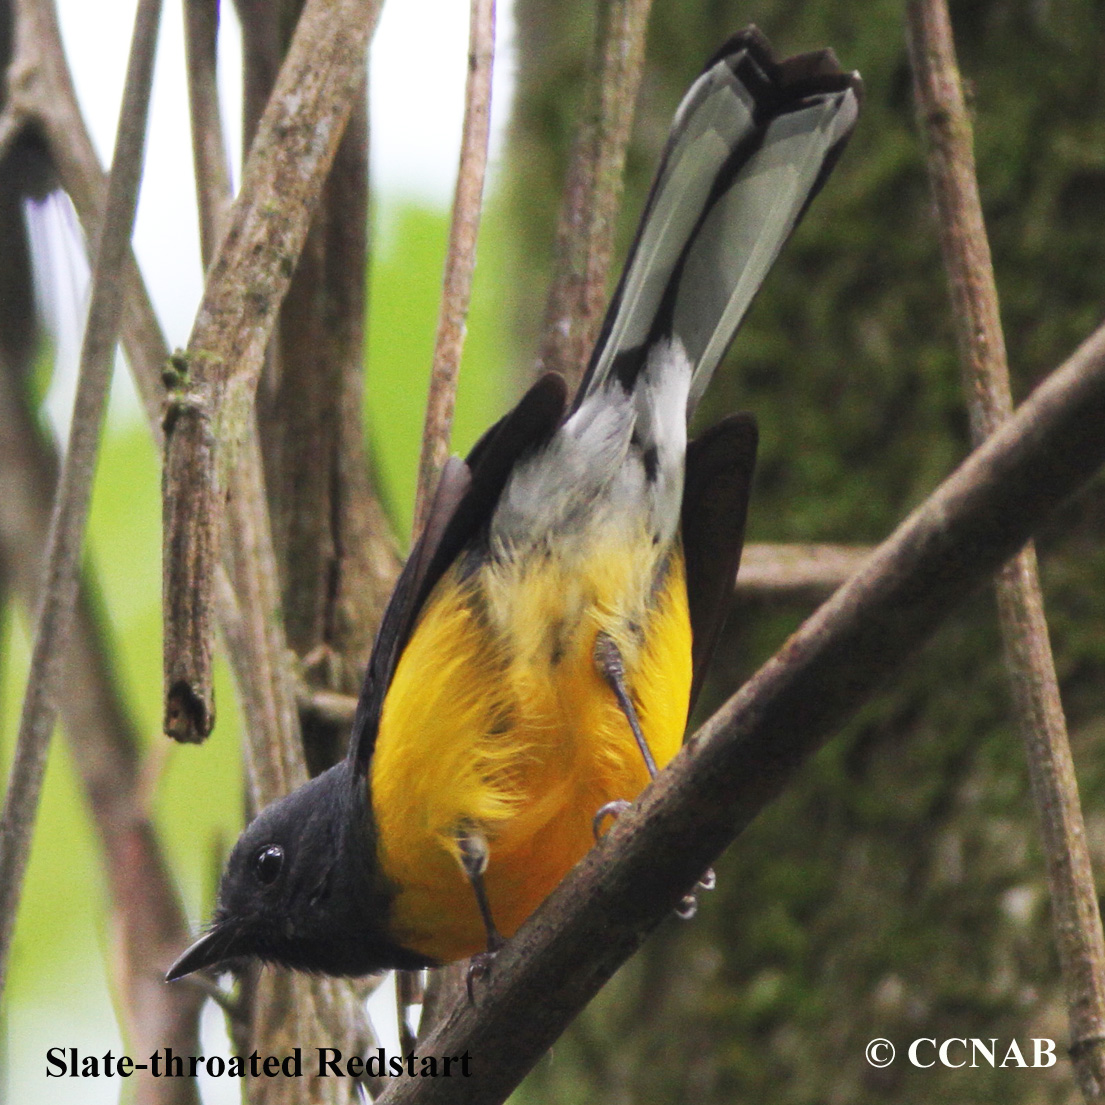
[5,0,1105,1103]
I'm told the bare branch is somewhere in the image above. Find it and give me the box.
[224,423,308,808]
[906,2,1105,1095]
[183,0,233,268]
[297,687,358,727]
[736,543,870,602]
[535,0,653,391]
[0,0,162,998]
[264,87,399,693]
[412,0,496,535]
[162,0,385,742]
[376,319,1105,1105]
[405,0,497,1027]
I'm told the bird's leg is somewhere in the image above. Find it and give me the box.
[456,827,503,999]
[594,631,659,778]
[592,633,655,841]
[592,631,656,841]
[592,631,715,911]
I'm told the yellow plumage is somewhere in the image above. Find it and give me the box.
[371,536,692,963]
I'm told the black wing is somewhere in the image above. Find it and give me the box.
[681,413,758,713]
[349,373,569,775]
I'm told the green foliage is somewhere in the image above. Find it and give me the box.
[365,200,512,542]
[2,419,243,1094]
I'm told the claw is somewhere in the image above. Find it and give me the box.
[675,894,699,920]
[675,867,717,920]
[593,799,632,839]
[466,943,501,1002]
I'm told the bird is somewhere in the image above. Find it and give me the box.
[167,27,860,983]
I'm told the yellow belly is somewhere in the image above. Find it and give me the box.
[369,538,693,964]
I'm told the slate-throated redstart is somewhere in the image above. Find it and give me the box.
[167,28,860,982]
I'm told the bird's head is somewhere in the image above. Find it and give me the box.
[166,761,432,980]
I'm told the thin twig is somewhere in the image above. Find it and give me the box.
[224,422,307,809]
[535,0,653,392]
[906,3,1105,1096]
[412,0,496,535]
[0,0,162,1000]
[162,0,386,742]
[736,543,870,601]
[297,688,359,727]
[405,0,497,1036]
[183,0,233,268]
[376,319,1105,1104]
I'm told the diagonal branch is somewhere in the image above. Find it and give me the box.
[906,2,1105,1096]
[162,0,385,743]
[412,0,496,535]
[0,0,162,999]
[377,318,1105,1105]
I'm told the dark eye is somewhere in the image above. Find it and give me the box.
[254,844,284,885]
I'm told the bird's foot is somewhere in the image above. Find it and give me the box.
[675,867,717,919]
[465,938,503,1002]
[592,799,632,840]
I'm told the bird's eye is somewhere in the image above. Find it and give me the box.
[254,844,284,885]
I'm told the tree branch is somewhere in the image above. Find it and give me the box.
[162,0,385,742]
[183,0,232,269]
[377,318,1105,1105]
[534,0,653,391]
[736,543,870,602]
[0,0,162,998]
[405,0,497,1031]
[906,2,1105,1096]
[412,0,496,535]
[224,6,391,1094]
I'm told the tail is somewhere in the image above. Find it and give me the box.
[574,27,861,419]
